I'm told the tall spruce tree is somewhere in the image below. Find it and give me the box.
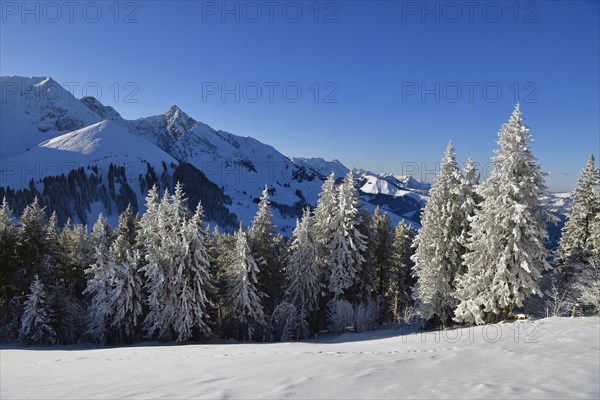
[19,275,57,345]
[411,142,464,326]
[0,198,18,319]
[107,207,144,343]
[285,208,321,318]
[171,203,215,342]
[388,220,417,322]
[309,173,340,329]
[83,213,115,343]
[354,209,376,301]
[138,185,173,340]
[17,198,50,289]
[457,158,481,253]
[227,224,266,340]
[248,185,282,313]
[372,207,395,298]
[142,183,215,342]
[57,220,90,296]
[455,104,550,325]
[112,205,139,264]
[327,171,367,299]
[313,173,338,251]
[590,213,600,259]
[556,155,600,281]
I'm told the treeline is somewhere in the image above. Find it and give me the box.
[1,105,598,346]
[0,161,237,230]
[0,174,417,344]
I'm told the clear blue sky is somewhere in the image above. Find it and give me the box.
[1,0,598,191]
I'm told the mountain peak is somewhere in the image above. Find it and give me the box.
[167,104,182,114]
[163,105,198,139]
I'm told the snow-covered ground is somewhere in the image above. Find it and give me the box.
[2,317,598,399]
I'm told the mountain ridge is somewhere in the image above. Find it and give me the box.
[0,76,569,239]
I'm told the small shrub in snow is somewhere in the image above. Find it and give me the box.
[571,259,600,314]
[328,299,355,333]
[328,298,379,333]
[354,297,378,332]
[270,302,299,341]
[544,282,573,317]
[401,305,417,325]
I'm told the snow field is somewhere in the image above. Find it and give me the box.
[2,317,598,399]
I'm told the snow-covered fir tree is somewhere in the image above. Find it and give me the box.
[139,185,179,340]
[310,173,339,327]
[327,171,367,298]
[108,250,144,343]
[171,203,215,342]
[590,213,600,259]
[388,220,417,322]
[89,212,113,255]
[142,183,214,342]
[226,224,266,340]
[106,207,144,343]
[16,197,50,287]
[455,104,551,325]
[214,228,235,324]
[47,282,83,346]
[248,185,283,313]
[556,155,600,281]
[313,173,338,253]
[83,213,115,343]
[411,142,464,326]
[112,205,139,264]
[46,212,60,250]
[0,197,18,308]
[372,207,395,298]
[270,301,301,341]
[457,158,481,253]
[354,209,376,301]
[285,208,321,318]
[57,219,90,296]
[19,275,57,345]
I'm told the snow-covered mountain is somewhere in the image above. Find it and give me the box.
[542,192,573,249]
[1,76,430,232]
[3,119,175,180]
[0,76,102,160]
[1,76,573,236]
[541,192,573,216]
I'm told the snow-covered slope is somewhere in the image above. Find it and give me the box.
[542,192,573,249]
[542,192,573,215]
[354,172,429,223]
[0,76,102,161]
[2,120,176,190]
[125,107,328,232]
[2,317,598,399]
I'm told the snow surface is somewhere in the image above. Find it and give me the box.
[0,76,101,161]
[541,192,573,215]
[1,119,177,190]
[2,317,598,399]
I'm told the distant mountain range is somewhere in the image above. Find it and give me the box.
[0,76,436,233]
